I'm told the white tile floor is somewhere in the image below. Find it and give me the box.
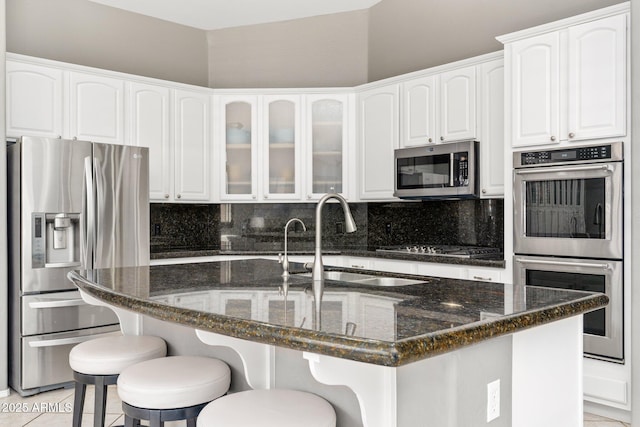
[0,386,632,426]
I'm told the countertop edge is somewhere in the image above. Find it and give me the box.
[68,270,606,367]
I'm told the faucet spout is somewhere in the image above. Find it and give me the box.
[312,193,357,299]
[280,218,306,278]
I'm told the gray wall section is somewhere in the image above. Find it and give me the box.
[206,10,369,88]
[367,0,627,81]
[6,0,209,86]
[4,0,629,87]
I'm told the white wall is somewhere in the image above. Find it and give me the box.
[630,0,640,424]
[1,0,8,397]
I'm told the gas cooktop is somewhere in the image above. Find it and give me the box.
[376,245,501,259]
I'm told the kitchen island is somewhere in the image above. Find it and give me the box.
[68,259,607,427]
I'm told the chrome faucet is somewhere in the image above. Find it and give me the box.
[311,193,357,300]
[279,218,306,278]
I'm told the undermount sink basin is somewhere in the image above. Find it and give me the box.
[296,271,426,287]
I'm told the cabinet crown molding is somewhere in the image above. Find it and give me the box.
[496,1,629,44]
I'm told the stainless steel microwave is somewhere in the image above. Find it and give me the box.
[394,141,479,199]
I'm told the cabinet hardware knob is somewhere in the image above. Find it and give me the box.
[164,194,169,199]
[428,138,433,143]
[73,136,78,140]
[307,194,312,199]
[482,189,487,194]
[264,195,268,199]
[440,136,444,141]
[550,136,556,141]
[57,135,62,139]
[177,194,181,199]
[568,132,575,139]
[252,195,256,199]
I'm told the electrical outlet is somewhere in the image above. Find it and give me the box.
[153,223,161,236]
[487,379,500,422]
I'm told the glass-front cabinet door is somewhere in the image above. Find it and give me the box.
[262,95,301,200]
[305,94,350,200]
[218,95,258,201]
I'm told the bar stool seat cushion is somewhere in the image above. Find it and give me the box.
[197,389,336,427]
[118,356,231,410]
[69,335,166,375]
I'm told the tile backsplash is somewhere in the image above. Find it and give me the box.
[150,199,503,253]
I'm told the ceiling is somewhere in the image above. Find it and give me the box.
[88,0,382,30]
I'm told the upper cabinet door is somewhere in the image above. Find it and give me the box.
[439,66,477,143]
[174,89,211,201]
[128,82,171,201]
[68,72,126,144]
[401,75,437,147]
[479,59,505,198]
[6,61,64,139]
[305,94,351,200]
[566,14,627,142]
[358,84,399,201]
[263,95,302,201]
[509,32,560,147]
[218,95,259,201]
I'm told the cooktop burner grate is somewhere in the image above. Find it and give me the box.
[376,245,501,259]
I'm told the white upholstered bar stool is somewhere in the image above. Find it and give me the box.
[196,389,337,427]
[69,334,167,427]
[117,355,231,427]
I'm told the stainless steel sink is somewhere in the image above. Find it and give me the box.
[295,271,426,287]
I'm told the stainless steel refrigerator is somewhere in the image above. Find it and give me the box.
[7,136,150,396]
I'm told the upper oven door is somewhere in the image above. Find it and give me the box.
[513,161,622,259]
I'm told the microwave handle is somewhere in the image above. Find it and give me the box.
[515,164,613,175]
[515,257,611,270]
[449,153,454,186]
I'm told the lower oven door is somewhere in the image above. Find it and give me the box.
[20,325,121,392]
[22,290,119,336]
[513,255,623,361]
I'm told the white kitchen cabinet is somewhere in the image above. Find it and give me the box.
[68,71,126,144]
[566,14,627,142]
[6,61,64,139]
[401,65,477,148]
[479,59,505,198]
[439,66,477,142]
[401,75,437,147]
[217,95,259,201]
[305,94,352,200]
[357,84,399,201]
[127,82,171,201]
[262,95,303,201]
[465,267,503,283]
[6,59,127,144]
[173,89,211,201]
[505,13,627,147]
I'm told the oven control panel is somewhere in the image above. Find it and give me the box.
[520,145,611,165]
[515,142,622,167]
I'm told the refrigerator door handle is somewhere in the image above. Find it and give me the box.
[83,156,94,268]
[28,298,86,309]
[28,332,120,348]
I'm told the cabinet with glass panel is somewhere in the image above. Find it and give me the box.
[216,92,351,202]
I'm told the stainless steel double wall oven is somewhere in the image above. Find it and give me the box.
[513,142,623,361]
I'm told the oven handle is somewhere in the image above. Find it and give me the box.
[28,298,86,309]
[515,257,611,270]
[514,164,613,175]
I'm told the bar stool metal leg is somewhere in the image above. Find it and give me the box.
[72,380,86,427]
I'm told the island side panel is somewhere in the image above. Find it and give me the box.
[512,315,584,427]
[396,334,513,427]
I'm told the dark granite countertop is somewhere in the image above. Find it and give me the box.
[150,249,506,268]
[68,259,605,367]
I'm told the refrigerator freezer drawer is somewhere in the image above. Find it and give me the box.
[22,290,119,335]
[21,325,121,391]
